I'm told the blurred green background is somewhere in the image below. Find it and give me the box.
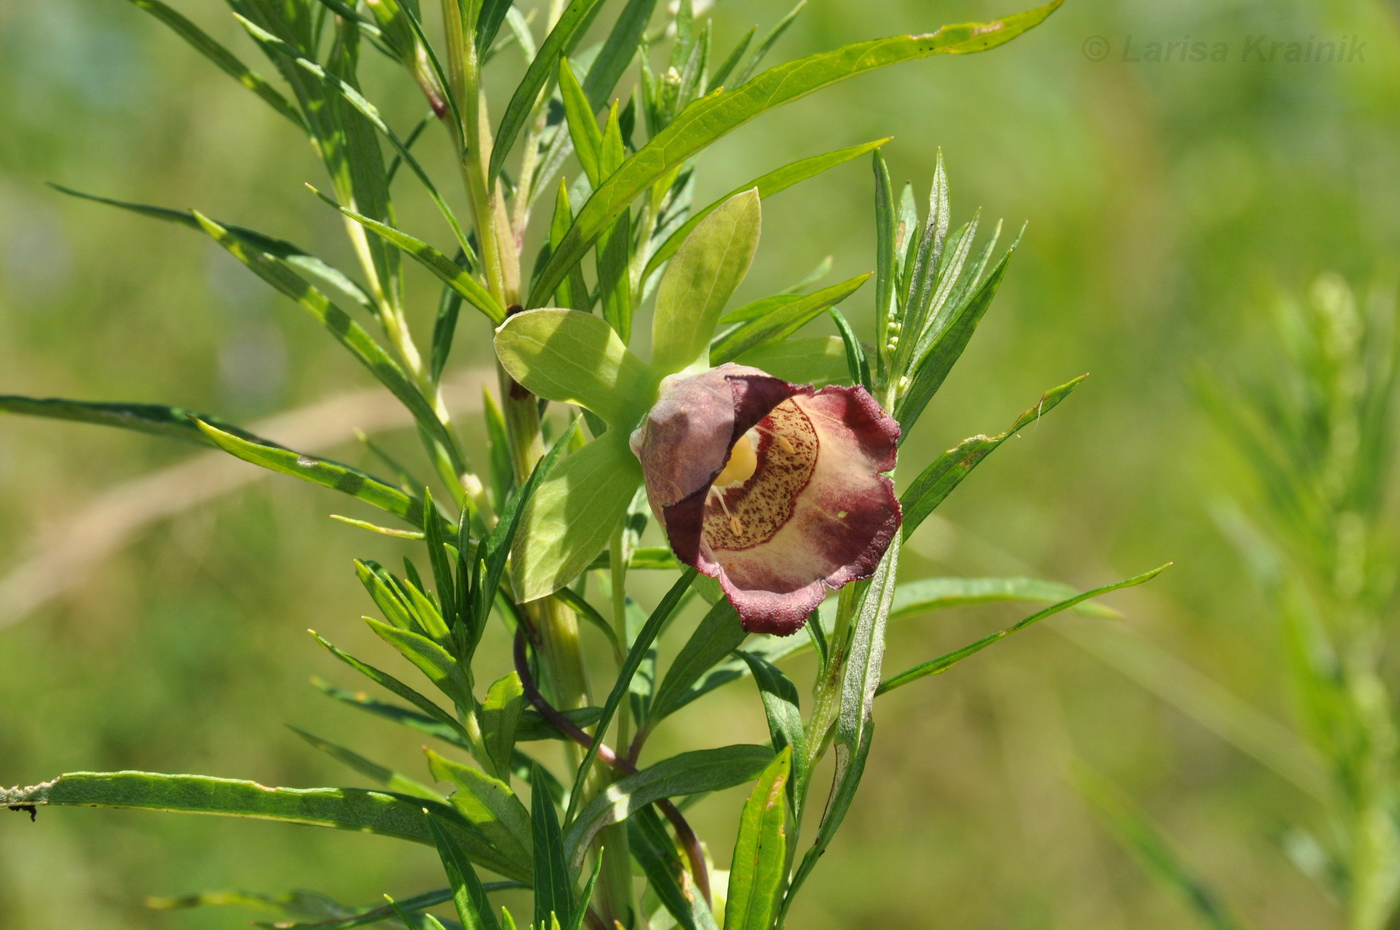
[2,0,1398,927]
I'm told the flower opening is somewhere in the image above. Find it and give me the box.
[630,364,901,635]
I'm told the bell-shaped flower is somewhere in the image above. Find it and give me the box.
[629,364,900,634]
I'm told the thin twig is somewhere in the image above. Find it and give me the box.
[513,629,713,905]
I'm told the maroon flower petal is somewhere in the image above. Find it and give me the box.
[631,363,901,635]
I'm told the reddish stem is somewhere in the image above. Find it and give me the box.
[513,629,713,906]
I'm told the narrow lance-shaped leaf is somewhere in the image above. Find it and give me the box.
[532,1,1065,304]
[531,762,575,930]
[0,396,268,448]
[735,653,806,821]
[364,617,475,711]
[642,140,887,285]
[901,374,1086,537]
[710,273,870,364]
[784,537,900,912]
[649,600,746,725]
[489,0,610,183]
[558,57,603,187]
[563,745,776,867]
[287,726,442,802]
[195,421,435,532]
[723,747,792,930]
[123,0,304,127]
[566,571,699,820]
[481,673,526,780]
[425,750,535,877]
[427,812,505,930]
[1,772,471,848]
[877,565,1170,695]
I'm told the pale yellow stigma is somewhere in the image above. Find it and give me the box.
[713,431,758,489]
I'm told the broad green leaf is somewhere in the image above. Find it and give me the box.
[891,576,1122,621]
[563,745,775,867]
[1073,768,1250,930]
[532,1,1065,304]
[427,812,505,930]
[649,600,745,725]
[509,431,643,602]
[482,673,526,780]
[329,199,505,324]
[312,633,472,746]
[642,140,888,285]
[877,565,1170,695]
[364,617,474,710]
[0,396,265,448]
[123,0,304,127]
[733,337,850,387]
[426,750,534,876]
[288,726,442,802]
[653,189,762,374]
[531,762,575,930]
[494,309,658,427]
[710,274,870,364]
[195,421,434,531]
[900,374,1086,537]
[0,771,480,849]
[567,571,698,818]
[735,654,806,820]
[722,747,791,930]
[784,537,899,912]
[489,0,609,183]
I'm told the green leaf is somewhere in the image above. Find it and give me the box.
[563,745,775,867]
[1073,768,1250,930]
[650,600,746,725]
[0,396,267,448]
[734,1,806,85]
[567,571,698,818]
[531,762,575,930]
[508,430,644,602]
[877,565,1170,695]
[123,0,304,128]
[582,0,657,111]
[365,618,474,710]
[558,57,603,187]
[288,726,442,802]
[652,189,763,374]
[312,633,472,746]
[0,771,476,848]
[328,199,506,325]
[894,229,1021,431]
[427,812,505,930]
[482,673,526,780]
[733,337,850,387]
[734,654,806,820]
[195,421,433,531]
[191,211,452,454]
[871,150,898,371]
[900,374,1086,537]
[426,751,534,877]
[629,807,714,930]
[313,677,472,750]
[476,0,514,57]
[532,1,1065,304]
[722,747,791,930]
[642,140,887,285]
[489,0,609,184]
[51,184,376,314]
[828,306,871,392]
[710,274,870,365]
[494,309,658,427]
[784,537,900,912]
[245,886,528,930]
[891,576,1122,622]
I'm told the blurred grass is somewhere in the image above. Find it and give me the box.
[3,0,1399,927]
